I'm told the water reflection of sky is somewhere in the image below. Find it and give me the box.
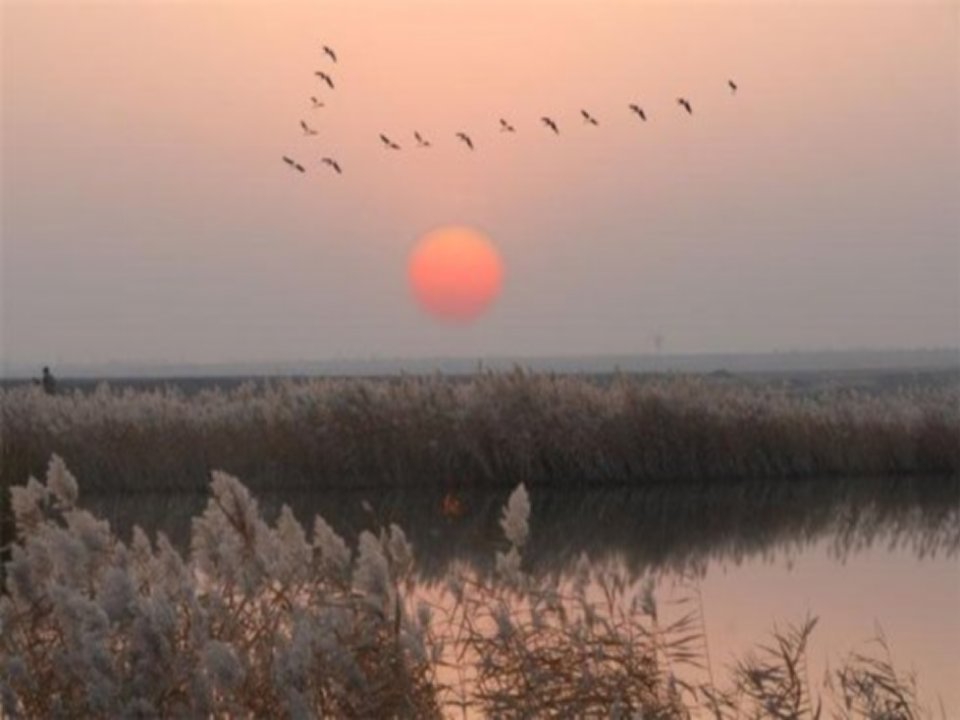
[415,543,959,717]
[675,539,958,715]
[84,477,959,713]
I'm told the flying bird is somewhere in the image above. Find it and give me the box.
[300,120,318,136]
[728,79,738,94]
[499,118,516,133]
[323,45,337,63]
[677,97,693,114]
[379,133,401,150]
[414,131,431,147]
[580,109,599,126]
[456,132,474,150]
[314,71,334,89]
[629,104,647,121]
[282,156,306,173]
[321,157,342,174]
[541,116,559,134]
[310,96,325,109]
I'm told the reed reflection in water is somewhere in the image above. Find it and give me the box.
[77,474,960,713]
[85,475,958,577]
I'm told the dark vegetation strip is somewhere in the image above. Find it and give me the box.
[2,371,957,499]
[3,370,956,574]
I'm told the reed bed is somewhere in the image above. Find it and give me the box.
[0,459,939,719]
[2,371,957,498]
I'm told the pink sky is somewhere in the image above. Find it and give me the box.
[2,1,957,366]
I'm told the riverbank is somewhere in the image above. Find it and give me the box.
[2,370,957,496]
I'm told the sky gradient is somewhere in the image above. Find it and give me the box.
[2,0,958,368]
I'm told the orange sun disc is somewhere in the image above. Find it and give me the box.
[408,226,504,323]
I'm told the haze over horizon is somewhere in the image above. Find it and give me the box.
[2,1,958,368]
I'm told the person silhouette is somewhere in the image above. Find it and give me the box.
[41,366,57,395]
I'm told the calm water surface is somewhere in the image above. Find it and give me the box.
[86,477,959,713]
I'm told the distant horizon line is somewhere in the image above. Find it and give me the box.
[2,347,957,380]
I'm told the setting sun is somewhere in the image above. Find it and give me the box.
[408,226,504,323]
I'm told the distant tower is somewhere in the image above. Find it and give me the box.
[652,333,665,373]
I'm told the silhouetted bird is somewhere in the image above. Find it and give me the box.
[677,97,693,114]
[499,118,516,133]
[323,45,337,63]
[580,109,599,126]
[456,132,474,150]
[310,96,325,109]
[300,120,318,136]
[414,131,431,147]
[314,71,334,89]
[541,116,559,134]
[728,79,738,94]
[321,157,342,174]
[629,104,647,121]
[283,156,306,172]
[379,133,401,150]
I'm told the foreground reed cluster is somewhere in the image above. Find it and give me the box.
[1,458,937,718]
[2,372,957,498]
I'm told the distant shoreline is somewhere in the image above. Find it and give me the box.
[2,347,958,382]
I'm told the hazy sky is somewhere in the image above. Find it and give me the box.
[2,0,958,367]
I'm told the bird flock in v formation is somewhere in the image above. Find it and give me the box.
[282,44,739,177]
